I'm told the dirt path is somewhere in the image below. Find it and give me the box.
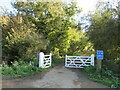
[2,63,109,88]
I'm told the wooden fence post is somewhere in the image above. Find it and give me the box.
[96,59,102,72]
[96,50,104,72]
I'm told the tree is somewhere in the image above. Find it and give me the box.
[1,10,47,64]
[87,1,120,73]
[12,1,82,56]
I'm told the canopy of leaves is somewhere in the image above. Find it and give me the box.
[1,13,47,62]
[12,1,84,56]
[87,1,120,74]
[1,0,93,64]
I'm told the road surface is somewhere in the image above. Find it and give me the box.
[2,63,109,88]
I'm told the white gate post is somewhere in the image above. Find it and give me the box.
[91,54,94,66]
[65,55,67,67]
[39,52,44,68]
[50,53,52,67]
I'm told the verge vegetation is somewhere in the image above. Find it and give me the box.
[0,0,120,88]
[1,56,64,79]
[84,66,120,88]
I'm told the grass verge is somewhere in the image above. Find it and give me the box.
[84,66,120,88]
[1,56,64,79]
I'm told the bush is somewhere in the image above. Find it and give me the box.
[84,66,120,88]
[102,59,120,74]
[2,59,45,79]
[2,15,48,64]
[2,55,65,79]
[52,56,64,67]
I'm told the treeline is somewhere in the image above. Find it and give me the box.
[1,1,92,65]
[1,0,120,75]
[86,1,120,74]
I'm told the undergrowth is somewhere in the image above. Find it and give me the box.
[1,56,64,79]
[51,56,64,67]
[84,66,120,88]
[1,60,45,79]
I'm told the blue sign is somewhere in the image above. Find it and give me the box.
[97,50,104,59]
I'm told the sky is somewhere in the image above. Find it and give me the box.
[0,0,113,14]
[0,0,114,26]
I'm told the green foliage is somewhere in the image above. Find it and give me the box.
[86,1,120,74]
[2,58,45,79]
[52,56,64,66]
[1,0,93,65]
[1,0,85,63]
[1,13,48,62]
[102,59,120,74]
[1,56,65,79]
[84,66,120,88]
[88,1,120,59]
[68,32,94,55]
[12,1,82,56]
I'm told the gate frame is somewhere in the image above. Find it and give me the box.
[65,54,94,68]
[39,52,52,68]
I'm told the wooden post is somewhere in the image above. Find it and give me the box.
[96,59,102,72]
[96,50,103,72]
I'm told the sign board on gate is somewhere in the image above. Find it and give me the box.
[97,50,104,59]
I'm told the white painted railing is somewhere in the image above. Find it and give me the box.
[65,54,94,68]
[39,52,52,68]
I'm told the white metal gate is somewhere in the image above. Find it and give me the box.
[65,54,94,68]
[39,52,52,68]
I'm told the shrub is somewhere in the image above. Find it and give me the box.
[2,14,48,64]
[102,59,120,74]
[2,59,45,79]
[84,66,120,88]
[52,56,64,66]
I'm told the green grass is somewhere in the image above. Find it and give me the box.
[84,66,120,88]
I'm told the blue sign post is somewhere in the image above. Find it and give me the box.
[96,50,104,72]
[97,50,104,59]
